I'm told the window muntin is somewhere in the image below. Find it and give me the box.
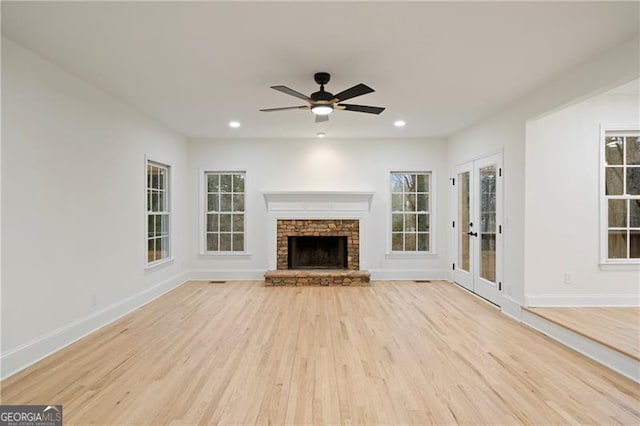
[205,172,245,252]
[147,161,170,265]
[604,132,640,260]
[391,172,431,252]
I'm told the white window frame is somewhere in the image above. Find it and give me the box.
[599,124,640,268]
[387,171,436,256]
[200,170,249,256]
[145,157,172,269]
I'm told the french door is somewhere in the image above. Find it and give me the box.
[453,153,502,306]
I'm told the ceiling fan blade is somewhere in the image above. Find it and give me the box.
[315,114,329,123]
[333,83,374,102]
[271,85,311,101]
[260,106,309,112]
[338,104,386,114]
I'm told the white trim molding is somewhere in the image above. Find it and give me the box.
[369,269,449,281]
[525,293,640,307]
[522,309,639,383]
[189,269,265,281]
[500,294,523,321]
[263,191,374,212]
[0,272,189,380]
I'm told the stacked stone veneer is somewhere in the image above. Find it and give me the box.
[276,219,359,270]
[264,269,370,286]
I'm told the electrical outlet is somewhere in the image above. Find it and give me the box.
[564,272,573,285]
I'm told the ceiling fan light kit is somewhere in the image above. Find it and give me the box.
[260,72,385,123]
[311,105,333,115]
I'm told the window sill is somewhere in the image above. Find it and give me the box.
[385,252,438,260]
[145,257,174,271]
[599,262,640,271]
[199,252,252,259]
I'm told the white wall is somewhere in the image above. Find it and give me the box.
[188,138,450,280]
[525,93,640,306]
[1,38,189,377]
[447,36,639,309]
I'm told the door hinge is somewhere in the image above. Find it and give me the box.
[498,281,502,291]
[452,263,455,271]
[499,225,502,234]
[499,168,502,177]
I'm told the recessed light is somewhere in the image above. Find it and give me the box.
[229,121,241,128]
[394,120,406,127]
[316,132,326,138]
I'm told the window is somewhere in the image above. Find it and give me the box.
[391,172,431,252]
[205,172,245,252]
[603,130,640,261]
[146,161,170,265]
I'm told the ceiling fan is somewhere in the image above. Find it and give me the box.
[260,72,385,123]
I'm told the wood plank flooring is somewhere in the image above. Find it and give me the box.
[1,281,639,425]
[524,306,640,361]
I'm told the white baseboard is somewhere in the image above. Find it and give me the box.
[526,294,640,307]
[0,272,189,380]
[368,269,449,281]
[188,269,452,282]
[500,294,523,321]
[522,310,639,383]
[189,269,266,281]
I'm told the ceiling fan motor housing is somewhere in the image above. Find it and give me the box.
[312,72,334,102]
[311,89,334,102]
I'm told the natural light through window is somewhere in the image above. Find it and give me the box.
[603,130,640,261]
[204,172,246,253]
[146,160,170,265]
[391,172,431,252]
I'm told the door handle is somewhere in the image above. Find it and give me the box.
[467,232,478,237]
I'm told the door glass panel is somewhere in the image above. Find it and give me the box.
[479,165,496,283]
[458,171,470,272]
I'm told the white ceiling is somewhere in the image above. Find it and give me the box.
[2,1,638,139]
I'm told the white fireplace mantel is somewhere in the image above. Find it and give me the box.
[262,191,374,212]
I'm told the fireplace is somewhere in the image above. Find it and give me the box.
[266,218,369,285]
[276,219,359,270]
[288,236,348,269]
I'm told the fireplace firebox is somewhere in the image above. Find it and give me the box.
[288,236,348,270]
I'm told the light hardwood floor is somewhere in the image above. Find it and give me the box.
[524,306,640,360]
[1,281,639,425]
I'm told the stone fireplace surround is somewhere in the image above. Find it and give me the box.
[276,219,359,270]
